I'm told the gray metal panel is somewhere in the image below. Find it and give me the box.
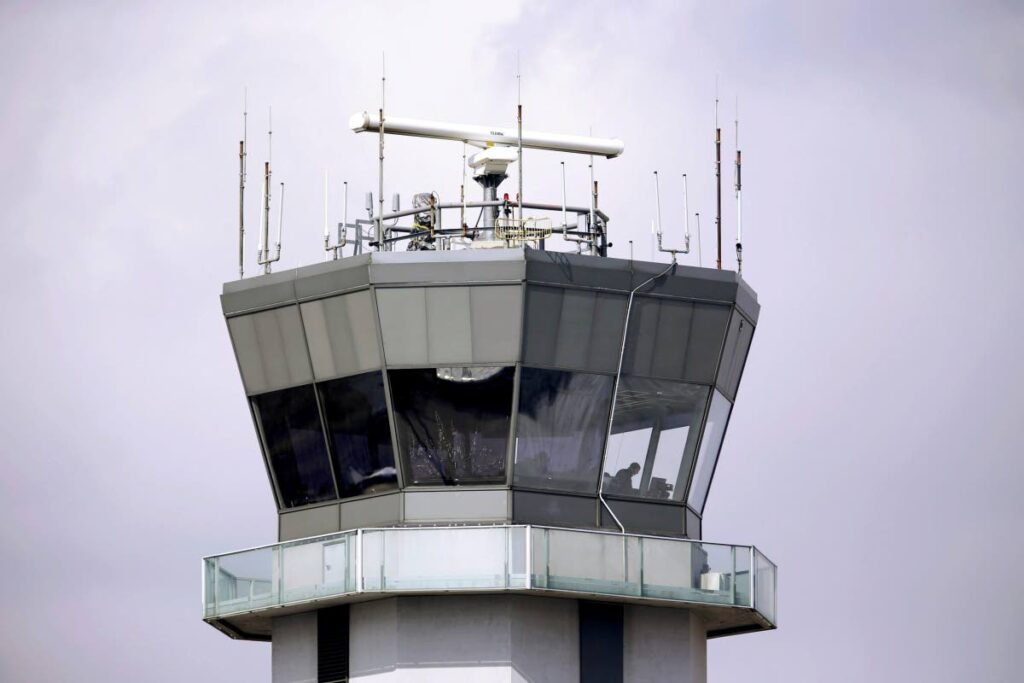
[622,297,730,385]
[426,287,473,363]
[222,271,297,315]
[599,499,686,537]
[403,490,510,522]
[380,285,522,367]
[470,285,523,363]
[684,303,732,383]
[512,491,597,527]
[522,285,627,373]
[370,248,526,285]
[521,286,561,363]
[589,292,629,372]
[716,309,755,401]
[292,255,372,300]
[376,287,429,365]
[339,493,402,530]
[271,612,318,682]
[301,290,382,381]
[524,251,633,290]
[278,504,341,541]
[734,277,761,324]
[227,306,313,395]
[685,508,701,540]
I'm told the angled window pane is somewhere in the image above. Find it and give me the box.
[319,371,397,498]
[252,385,336,508]
[390,367,514,485]
[604,378,709,501]
[514,369,614,494]
[687,390,732,512]
[622,297,730,384]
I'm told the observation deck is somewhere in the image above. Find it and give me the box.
[204,525,776,641]
[222,248,758,541]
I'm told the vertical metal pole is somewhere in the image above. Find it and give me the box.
[323,169,331,261]
[517,55,523,222]
[238,140,245,279]
[355,529,364,592]
[277,546,284,603]
[731,545,737,605]
[715,95,722,270]
[735,103,743,275]
[695,212,703,267]
[560,162,567,228]
[524,525,532,590]
[750,546,756,609]
[276,181,284,261]
[461,142,467,235]
[654,170,662,236]
[682,173,691,252]
[239,93,247,279]
[261,161,271,273]
[340,181,348,259]
[377,54,385,250]
[589,150,596,245]
[212,557,220,613]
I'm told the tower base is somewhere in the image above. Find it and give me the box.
[271,595,707,682]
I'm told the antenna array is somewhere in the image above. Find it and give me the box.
[232,69,750,278]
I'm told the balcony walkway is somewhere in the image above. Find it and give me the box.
[204,525,776,640]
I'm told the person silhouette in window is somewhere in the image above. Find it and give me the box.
[609,462,641,494]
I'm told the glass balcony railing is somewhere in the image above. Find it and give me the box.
[203,525,776,631]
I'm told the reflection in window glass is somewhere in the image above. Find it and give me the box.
[252,385,336,508]
[389,367,514,485]
[319,371,397,498]
[604,378,709,501]
[514,369,614,493]
[688,390,732,512]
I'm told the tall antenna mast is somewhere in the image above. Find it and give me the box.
[735,97,743,276]
[377,53,386,251]
[589,125,596,253]
[259,107,273,273]
[516,52,523,222]
[715,82,722,270]
[461,142,467,234]
[238,89,247,279]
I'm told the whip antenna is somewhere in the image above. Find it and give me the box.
[377,53,386,250]
[715,81,722,270]
[735,97,743,276]
[238,88,247,279]
[516,52,524,222]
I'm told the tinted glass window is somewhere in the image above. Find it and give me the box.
[514,369,613,494]
[603,378,709,502]
[319,372,397,498]
[622,297,730,384]
[389,367,514,485]
[252,385,336,508]
[687,390,732,512]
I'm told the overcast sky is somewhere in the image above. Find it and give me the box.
[1,1,1022,681]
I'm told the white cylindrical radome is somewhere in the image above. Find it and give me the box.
[349,111,624,158]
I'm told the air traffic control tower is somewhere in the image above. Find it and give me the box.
[202,113,777,682]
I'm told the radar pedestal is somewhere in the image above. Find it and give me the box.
[204,248,776,682]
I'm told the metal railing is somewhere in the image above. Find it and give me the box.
[203,525,776,627]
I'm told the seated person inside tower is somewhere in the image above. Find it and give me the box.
[608,462,641,494]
